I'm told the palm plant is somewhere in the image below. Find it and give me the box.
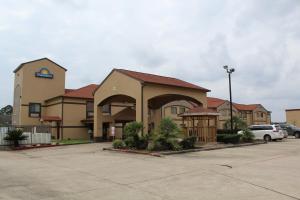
[224,116,247,132]
[4,129,28,147]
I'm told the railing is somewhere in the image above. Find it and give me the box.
[0,125,51,146]
[184,127,217,143]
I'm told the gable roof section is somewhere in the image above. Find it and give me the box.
[13,57,67,73]
[233,103,259,111]
[63,84,98,99]
[207,97,226,108]
[115,69,210,92]
[207,97,267,112]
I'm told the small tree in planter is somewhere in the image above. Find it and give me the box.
[4,129,28,147]
[122,122,148,149]
[148,118,182,151]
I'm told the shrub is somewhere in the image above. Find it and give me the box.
[224,116,247,132]
[113,139,125,149]
[240,129,254,143]
[123,122,143,149]
[180,136,197,149]
[217,134,226,142]
[217,134,241,144]
[4,129,28,147]
[149,118,182,151]
[137,135,149,150]
[217,129,237,135]
[222,134,241,144]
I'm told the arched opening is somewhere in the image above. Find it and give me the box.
[96,94,136,141]
[147,94,203,133]
[148,94,203,109]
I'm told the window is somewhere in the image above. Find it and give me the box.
[261,113,264,118]
[86,102,94,118]
[171,106,177,114]
[241,112,247,119]
[179,107,185,114]
[29,103,41,117]
[102,104,111,114]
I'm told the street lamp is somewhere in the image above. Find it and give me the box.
[223,65,235,133]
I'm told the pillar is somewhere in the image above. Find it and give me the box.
[93,105,103,141]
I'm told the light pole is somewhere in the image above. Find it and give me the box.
[223,65,235,133]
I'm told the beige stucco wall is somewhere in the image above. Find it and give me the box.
[286,110,300,127]
[94,70,208,138]
[143,83,207,134]
[12,69,23,125]
[216,102,238,129]
[159,100,194,128]
[14,59,66,126]
[252,105,270,125]
[93,70,142,138]
[63,128,89,140]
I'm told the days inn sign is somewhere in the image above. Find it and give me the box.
[35,67,54,79]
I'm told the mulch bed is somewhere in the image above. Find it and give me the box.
[103,141,266,157]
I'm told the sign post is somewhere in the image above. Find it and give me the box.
[111,126,115,140]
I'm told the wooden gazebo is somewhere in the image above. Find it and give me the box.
[179,107,220,144]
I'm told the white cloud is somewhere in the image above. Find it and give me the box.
[0,0,300,121]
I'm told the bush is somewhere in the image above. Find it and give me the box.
[148,118,182,151]
[240,129,254,143]
[180,136,197,149]
[217,134,241,144]
[224,116,247,132]
[217,129,237,135]
[123,122,144,149]
[137,135,149,150]
[113,139,125,149]
[4,129,28,147]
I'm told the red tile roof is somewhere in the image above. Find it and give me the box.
[115,69,210,92]
[207,97,226,108]
[233,103,258,111]
[207,97,261,111]
[63,84,98,99]
[65,89,74,94]
[41,116,62,121]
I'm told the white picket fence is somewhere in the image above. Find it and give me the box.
[0,127,51,146]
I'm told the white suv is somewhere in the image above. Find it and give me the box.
[239,124,284,141]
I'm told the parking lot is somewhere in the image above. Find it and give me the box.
[0,139,300,200]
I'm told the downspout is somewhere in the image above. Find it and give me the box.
[61,97,64,140]
[141,83,144,136]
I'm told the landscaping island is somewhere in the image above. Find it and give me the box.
[104,117,261,156]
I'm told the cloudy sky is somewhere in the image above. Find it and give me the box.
[1,0,300,121]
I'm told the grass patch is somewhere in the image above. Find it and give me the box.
[53,139,91,145]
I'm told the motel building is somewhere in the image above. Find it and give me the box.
[12,58,220,143]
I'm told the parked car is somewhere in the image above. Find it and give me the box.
[272,123,288,138]
[276,123,300,138]
[238,124,284,142]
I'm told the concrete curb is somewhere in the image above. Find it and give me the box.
[160,141,267,155]
[103,148,162,157]
[103,141,266,156]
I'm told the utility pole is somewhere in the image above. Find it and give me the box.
[223,65,235,133]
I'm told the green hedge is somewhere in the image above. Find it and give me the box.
[217,134,241,144]
[217,129,239,135]
[180,136,197,149]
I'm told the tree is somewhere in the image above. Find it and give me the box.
[224,116,247,132]
[149,118,182,151]
[4,129,28,147]
[0,105,13,115]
